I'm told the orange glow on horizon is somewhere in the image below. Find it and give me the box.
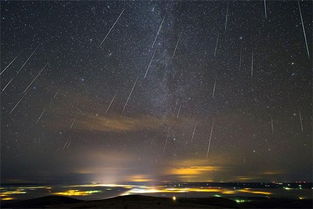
[238,188,271,195]
[129,175,153,182]
[1,197,14,201]
[169,165,219,175]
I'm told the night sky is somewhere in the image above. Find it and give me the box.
[1,1,312,185]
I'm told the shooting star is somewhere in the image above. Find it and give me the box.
[99,9,125,47]
[47,91,58,109]
[206,119,215,158]
[298,1,310,58]
[173,100,179,114]
[70,119,76,129]
[251,49,254,78]
[176,104,182,119]
[264,0,267,19]
[76,107,86,116]
[122,76,139,113]
[2,47,39,92]
[9,92,27,114]
[53,91,58,99]
[214,33,219,57]
[0,55,18,76]
[298,110,303,132]
[190,122,197,143]
[212,78,216,98]
[1,78,13,92]
[106,94,116,113]
[23,63,48,93]
[63,138,71,150]
[239,45,242,71]
[35,108,45,124]
[172,33,181,58]
[163,136,169,153]
[17,46,39,74]
[9,63,48,114]
[144,48,157,78]
[270,116,274,134]
[151,17,165,48]
[224,2,229,32]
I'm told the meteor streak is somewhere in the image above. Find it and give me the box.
[190,122,197,143]
[298,110,303,132]
[212,79,216,98]
[297,1,310,58]
[176,104,182,119]
[144,48,157,79]
[239,44,243,71]
[0,55,18,76]
[151,17,165,48]
[23,63,48,93]
[206,119,215,158]
[251,50,254,78]
[1,78,13,92]
[2,47,39,92]
[99,9,125,47]
[122,76,139,113]
[9,63,48,114]
[35,109,45,124]
[270,116,274,134]
[224,2,229,32]
[106,94,116,113]
[17,46,39,74]
[9,93,27,114]
[63,138,71,150]
[70,119,76,129]
[214,33,219,57]
[172,33,181,58]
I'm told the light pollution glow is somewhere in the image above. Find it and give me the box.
[120,185,271,196]
[71,156,283,183]
[0,184,272,201]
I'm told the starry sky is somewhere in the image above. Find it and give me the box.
[1,1,312,185]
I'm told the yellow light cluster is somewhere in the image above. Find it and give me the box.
[0,186,52,201]
[122,185,271,196]
[1,197,14,201]
[0,190,27,201]
[52,189,101,196]
[0,190,26,196]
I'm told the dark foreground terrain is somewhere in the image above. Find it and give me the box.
[1,195,312,209]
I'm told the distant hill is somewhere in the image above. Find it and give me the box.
[1,195,83,208]
[1,194,312,209]
[242,198,313,208]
